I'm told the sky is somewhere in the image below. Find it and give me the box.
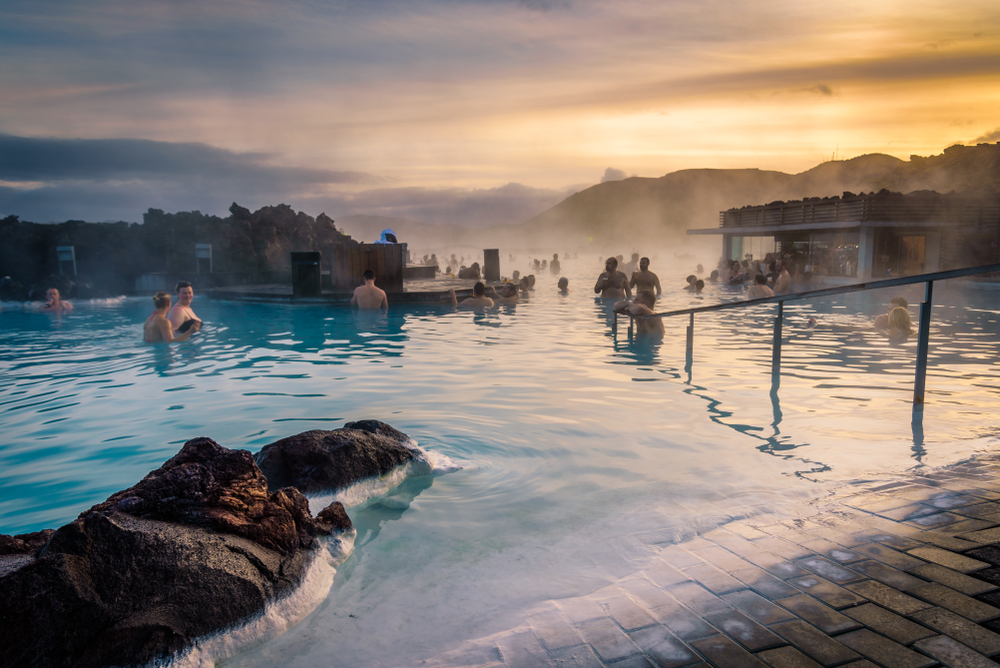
[1,0,998,225]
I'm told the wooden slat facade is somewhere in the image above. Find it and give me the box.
[329,242,406,292]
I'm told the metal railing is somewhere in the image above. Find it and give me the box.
[614,262,1000,413]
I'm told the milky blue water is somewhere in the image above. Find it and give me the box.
[1,255,998,666]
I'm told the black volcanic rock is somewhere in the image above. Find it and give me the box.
[254,420,417,494]
[0,437,353,668]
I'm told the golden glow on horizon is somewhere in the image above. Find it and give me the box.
[2,0,999,192]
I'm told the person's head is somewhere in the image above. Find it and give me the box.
[710,269,719,281]
[153,291,171,310]
[635,291,656,308]
[890,297,908,308]
[605,257,618,271]
[473,281,486,297]
[512,270,520,281]
[519,277,530,292]
[553,253,559,260]
[502,283,518,298]
[695,279,704,293]
[472,262,480,269]
[527,274,536,287]
[175,281,194,305]
[631,253,640,261]
[45,288,60,302]
[686,274,696,285]
[640,257,650,271]
[363,269,375,281]
[888,306,914,334]
[557,277,568,290]
[755,274,767,285]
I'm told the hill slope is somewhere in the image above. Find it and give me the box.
[485,143,1000,250]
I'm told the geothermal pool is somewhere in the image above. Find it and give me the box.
[1,255,999,667]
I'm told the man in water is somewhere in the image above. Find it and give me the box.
[44,287,73,313]
[557,277,569,294]
[594,257,631,299]
[351,269,388,309]
[616,291,664,336]
[773,262,792,294]
[747,274,774,299]
[449,282,494,308]
[630,257,662,296]
[487,283,519,304]
[167,281,202,332]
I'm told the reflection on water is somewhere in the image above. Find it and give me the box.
[2,266,999,667]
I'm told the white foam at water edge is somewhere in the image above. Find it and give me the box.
[308,439,464,514]
[149,531,356,668]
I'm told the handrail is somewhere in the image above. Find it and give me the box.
[641,262,1000,321]
[614,262,1000,413]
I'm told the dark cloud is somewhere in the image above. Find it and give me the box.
[802,84,835,96]
[0,136,574,226]
[601,167,626,182]
[973,127,1000,143]
[0,134,377,186]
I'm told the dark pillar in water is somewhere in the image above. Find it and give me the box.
[483,249,500,282]
[291,251,322,297]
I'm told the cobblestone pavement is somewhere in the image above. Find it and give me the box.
[423,455,1000,667]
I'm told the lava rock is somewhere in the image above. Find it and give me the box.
[254,420,417,494]
[0,437,353,668]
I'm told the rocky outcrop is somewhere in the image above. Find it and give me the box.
[0,436,353,668]
[254,420,417,494]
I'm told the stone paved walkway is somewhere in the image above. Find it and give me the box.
[423,455,1000,667]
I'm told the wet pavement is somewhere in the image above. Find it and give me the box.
[423,455,1000,667]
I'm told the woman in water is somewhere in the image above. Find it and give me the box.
[885,306,915,342]
[144,292,200,343]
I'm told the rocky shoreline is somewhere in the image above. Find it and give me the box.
[0,420,426,668]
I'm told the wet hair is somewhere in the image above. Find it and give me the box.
[890,297,908,308]
[888,306,915,335]
[557,277,568,289]
[710,270,719,281]
[635,291,656,307]
[605,257,618,269]
[363,269,375,280]
[175,281,192,293]
[473,281,485,297]
[695,279,704,292]
[686,274,696,283]
[527,275,536,287]
[755,274,767,285]
[153,291,171,310]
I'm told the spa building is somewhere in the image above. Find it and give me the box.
[689,190,1000,281]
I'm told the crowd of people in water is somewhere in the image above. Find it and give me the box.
[15,247,916,345]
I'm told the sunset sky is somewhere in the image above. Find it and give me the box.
[1,0,998,224]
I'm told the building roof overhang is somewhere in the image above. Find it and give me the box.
[687,220,960,236]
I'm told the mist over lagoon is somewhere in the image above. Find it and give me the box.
[4,1,1000,666]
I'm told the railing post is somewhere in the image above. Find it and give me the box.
[686,313,694,362]
[612,310,617,334]
[772,301,784,378]
[913,280,934,405]
[628,314,634,340]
